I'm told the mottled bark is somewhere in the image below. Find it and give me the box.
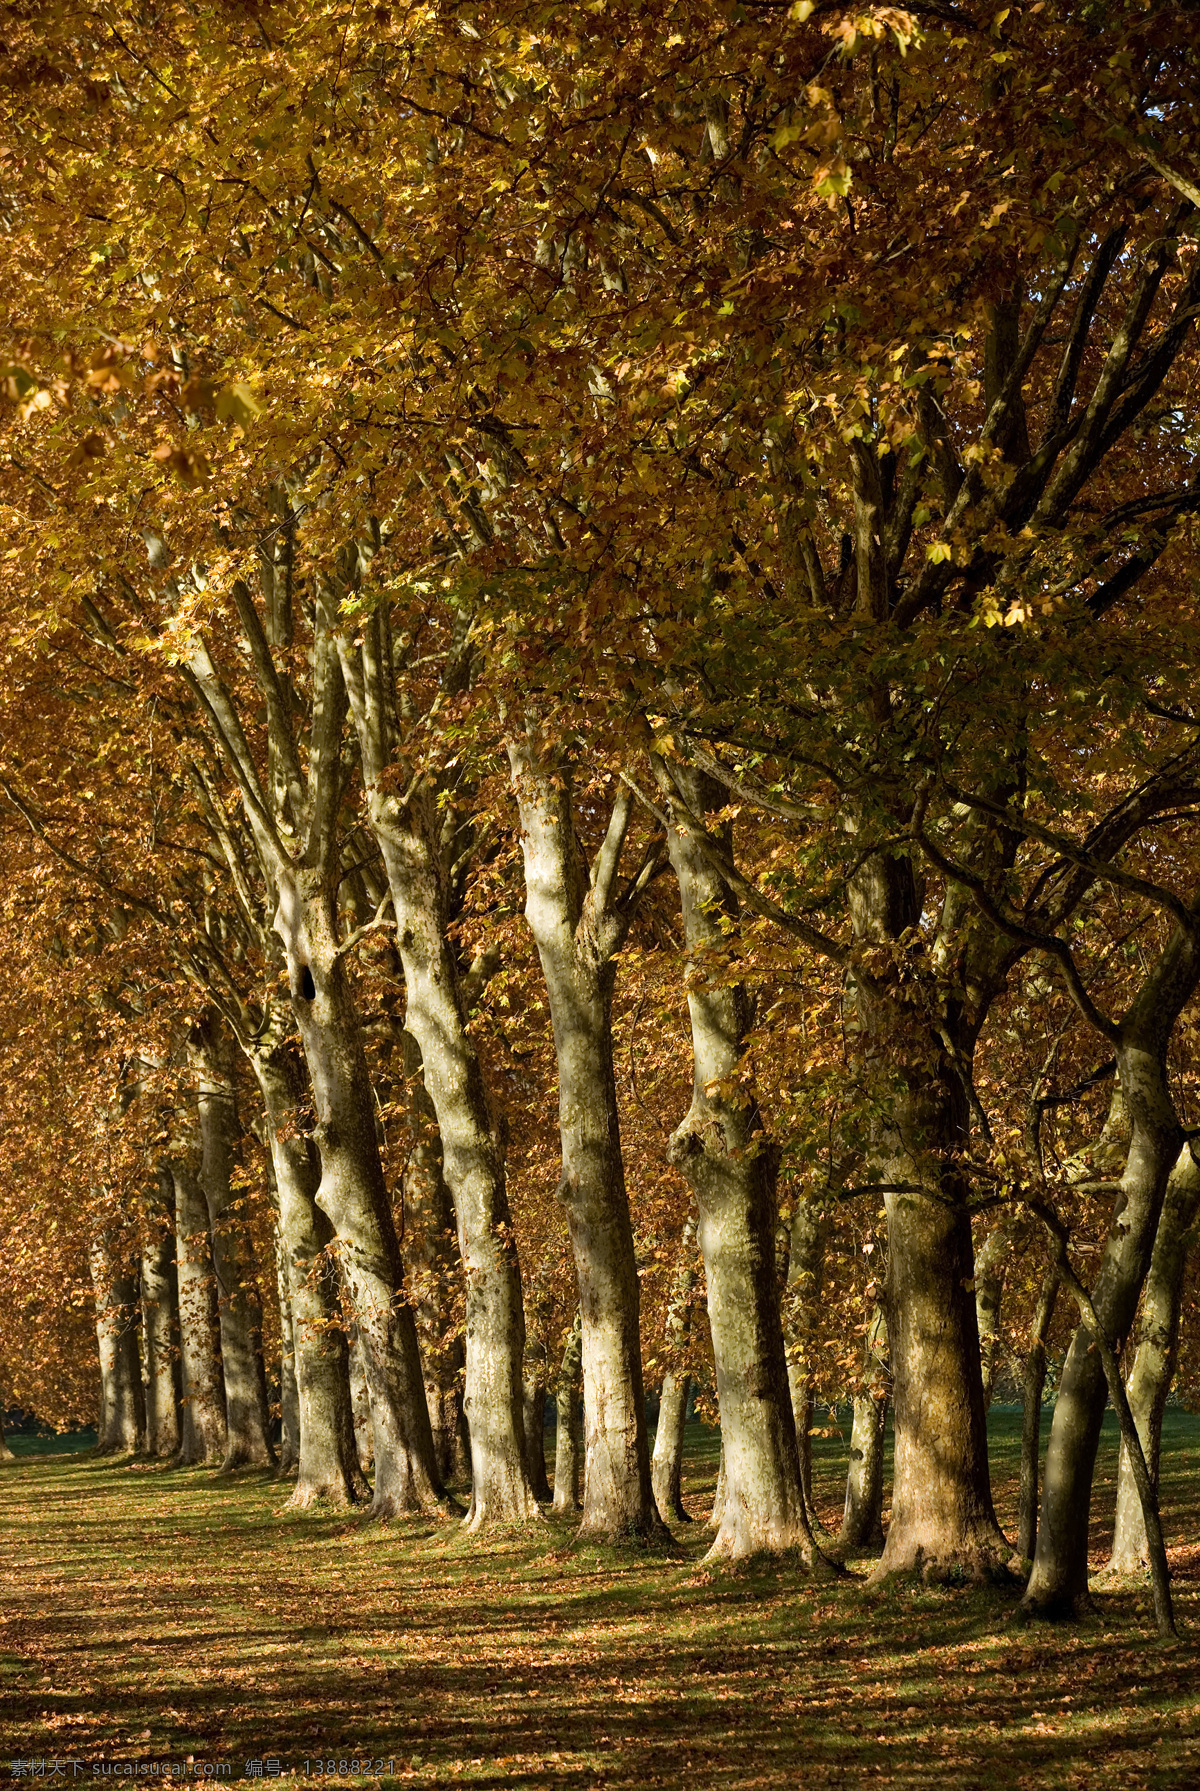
[552,1310,583,1514]
[251,1034,364,1510]
[1106,1145,1200,1575]
[339,618,534,1526]
[662,763,814,1563]
[1017,1266,1060,1562]
[173,1164,226,1465]
[191,1011,274,1469]
[651,1212,698,1525]
[508,738,663,1541]
[141,1176,181,1459]
[91,1231,145,1455]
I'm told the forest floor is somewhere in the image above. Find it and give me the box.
[2,1411,1200,1790]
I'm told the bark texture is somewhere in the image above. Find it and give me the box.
[652,1372,692,1525]
[552,1310,583,1514]
[350,1330,375,1475]
[273,1217,301,1474]
[190,1011,274,1469]
[876,1169,1006,1579]
[141,1174,181,1459]
[172,1163,227,1465]
[509,738,663,1541]
[91,1231,145,1455]
[651,1212,698,1525]
[396,1026,470,1489]
[273,854,443,1517]
[840,1307,889,1550]
[523,1372,553,1504]
[850,848,1008,1582]
[252,1033,364,1509]
[709,1438,727,1534]
[662,763,814,1563]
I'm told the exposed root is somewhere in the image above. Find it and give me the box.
[1018,1584,1096,1622]
[869,1535,1019,1589]
[575,1512,678,1551]
[287,1479,359,1512]
[461,1493,544,1533]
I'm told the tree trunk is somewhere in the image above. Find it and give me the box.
[841,1394,888,1549]
[350,1329,375,1475]
[185,594,429,1508]
[90,1231,145,1455]
[251,1035,364,1509]
[191,1011,274,1469]
[397,1027,471,1490]
[523,1372,552,1504]
[1017,1266,1059,1562]
[172,1164,227,1465]
[1023,918,1200,1619]
[1106,1146,1200,1575]
[273,1218,301,1475]
[339,621,534,1525]
[426,1369,469,1489]
[1038,1222,1178,1635]
[508,741,662,1541]
[709,1437,727,1533]
[845,799,1009,1581]
[380,836,530,1522]
[876,1167,1007,1580]
[975,1215,1020,1411]
[662,763,815,1563]
[552,1310,583,1514]
[141,1175,181,1458]
[652,1372,692,1525]
[273,859,444,1517]
[849,906,1007,1582]
[0,1409,13,1463]
[651,1212,698,1524]
[840,1307,889,1550]
[784,1198,829,1533]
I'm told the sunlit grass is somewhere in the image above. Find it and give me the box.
[2,1409,1199,1787]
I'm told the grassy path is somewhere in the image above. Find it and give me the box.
[3,1415,1200,1788]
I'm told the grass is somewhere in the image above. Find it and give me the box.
[2,1409,1200,1789]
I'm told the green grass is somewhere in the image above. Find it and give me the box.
[2,1411,1200,1788]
